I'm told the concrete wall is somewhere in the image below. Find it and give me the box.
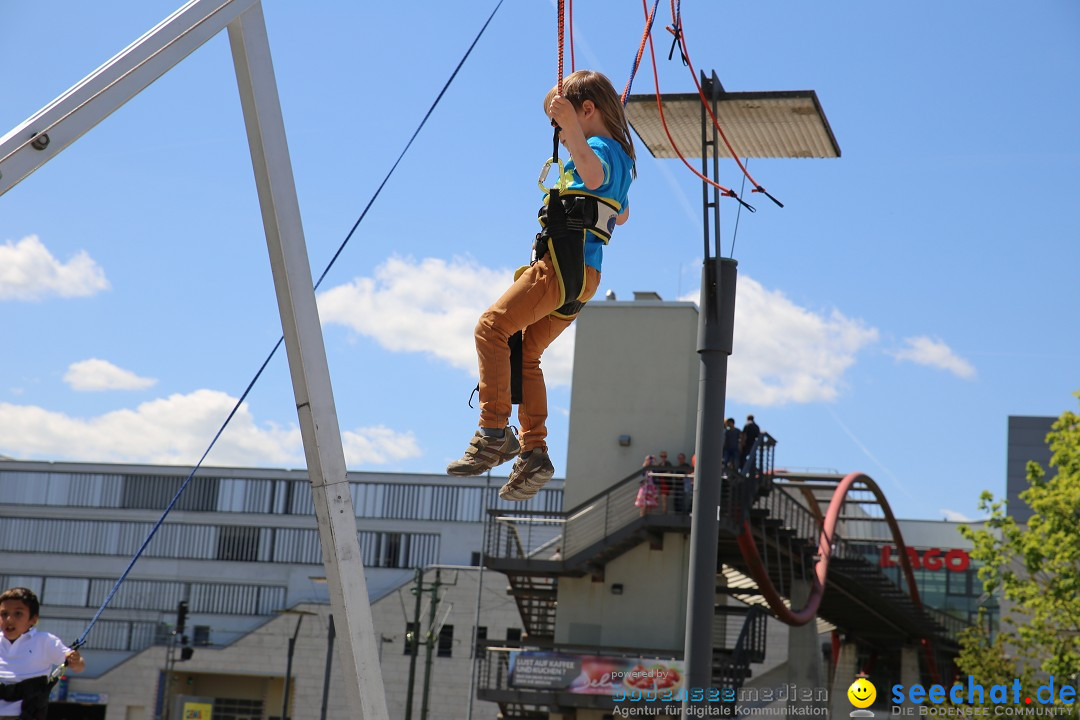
[370,566,521,720]
[564,299,699,508]
[554,296,698,683]
[554,533,690,653]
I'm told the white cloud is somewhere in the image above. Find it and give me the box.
[0,391,420,469]
[342,426,421,466]
[890,336,976,379]
[941,508,974,522]
[0,235,109,301]
[317,255,577,386]
[64,358,157,392]
[679,276,878,406]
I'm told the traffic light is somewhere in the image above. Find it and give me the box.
[175,601,189,635]
[405,629,417,656]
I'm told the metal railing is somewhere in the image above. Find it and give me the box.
[559,462,697,559]
[713,604,766,662]
[477,646,514,694]
[484,467,695,566]
[484,511,565,561]
[713,604,768,691]
[923,605,971,643]
[484,433,780,569]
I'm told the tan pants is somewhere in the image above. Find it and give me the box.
[475,257,600,453]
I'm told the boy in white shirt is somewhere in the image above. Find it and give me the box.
[0,587,84,720]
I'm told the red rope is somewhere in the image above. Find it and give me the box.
[568,0,575,72]
[641,0,747,204]
[669,0,779,205]
[622,0,660,105]
[557,0,565,94]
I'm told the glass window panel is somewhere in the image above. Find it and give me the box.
[43,577,89,607]
[3,576,43,595]
[438,624,454,657]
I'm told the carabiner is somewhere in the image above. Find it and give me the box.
[538,157,566,193]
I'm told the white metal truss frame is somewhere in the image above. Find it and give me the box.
[0,1,388,717]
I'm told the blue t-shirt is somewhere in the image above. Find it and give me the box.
[558,135,633,272]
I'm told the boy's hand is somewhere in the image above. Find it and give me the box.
[64,649,85,672]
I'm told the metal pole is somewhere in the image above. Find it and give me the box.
[419,568,442,720]
[466,472,491,720]
[699,70,712,260]
[709,71,722,258]
[320,615,336,720]
[227,5,387,719]
[404,568,423,720]
[682,256,738,713]
[281,614,304,720]
[160,634,175,720]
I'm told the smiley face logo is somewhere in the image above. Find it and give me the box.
[847,676,877,709]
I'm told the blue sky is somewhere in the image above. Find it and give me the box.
[1,1,1077,522]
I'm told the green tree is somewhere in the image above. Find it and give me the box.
[958,393,1080,688]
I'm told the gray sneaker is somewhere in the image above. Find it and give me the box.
[447,429,520,476]
[499,450,554,501]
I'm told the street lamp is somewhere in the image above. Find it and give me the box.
[624,70,839,713]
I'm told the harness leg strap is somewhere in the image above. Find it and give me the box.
[508,330,523,406]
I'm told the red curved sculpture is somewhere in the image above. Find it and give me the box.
[735,471,941,683]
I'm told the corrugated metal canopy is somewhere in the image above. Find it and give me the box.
[625,90,840,160]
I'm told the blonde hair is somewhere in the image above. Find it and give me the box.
[544,70,636,178]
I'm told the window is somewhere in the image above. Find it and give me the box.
[470,551,482,567]
[474,626,487,656]
[193,625,211,646]
[506,628,522,645]
[437,624,454,658]
[379,533,402,568]
[0,469,566,519]
[217,526,260,562]
[213,697,263,720]
[121,475,218,511]
[42,577,89,607]
[946,568,973,597]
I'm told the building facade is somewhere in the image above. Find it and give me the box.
[0,459,561,719]
[1006,416,1055,525]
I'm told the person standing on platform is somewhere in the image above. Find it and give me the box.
[740,414,761,471]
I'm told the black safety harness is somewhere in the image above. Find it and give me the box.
[506,185,620,404]
[534,186,620,318]
[0,675,56,720]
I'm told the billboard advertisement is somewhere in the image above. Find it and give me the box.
[508,651,683,695]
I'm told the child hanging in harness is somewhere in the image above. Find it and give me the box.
[0,587,85,720]
[447,70,636,500]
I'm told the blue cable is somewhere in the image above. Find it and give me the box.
[75,0,505,649]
